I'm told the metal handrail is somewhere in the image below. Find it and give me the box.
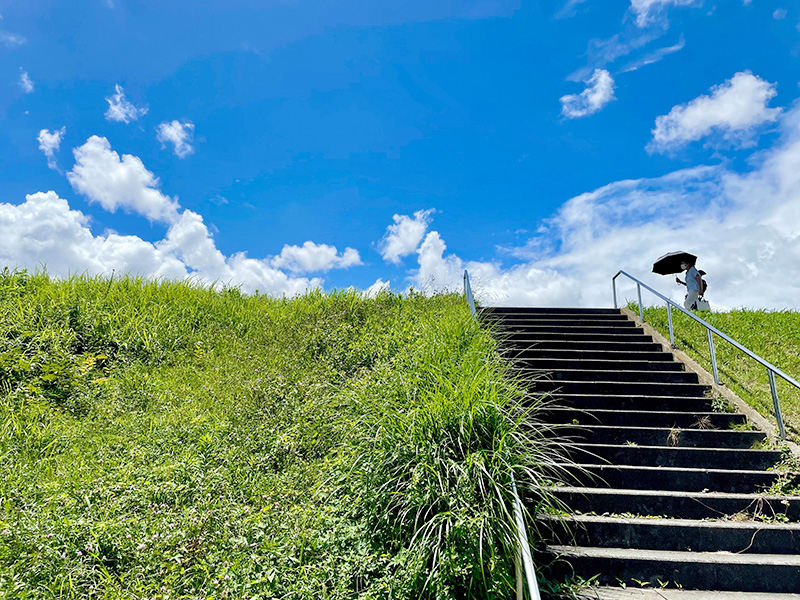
[462,270,541,600]
[612,270,796,439]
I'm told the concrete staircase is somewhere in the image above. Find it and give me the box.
[481,306,800,597]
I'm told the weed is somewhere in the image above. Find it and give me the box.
[667,427,681,446]
[692,415,716,429]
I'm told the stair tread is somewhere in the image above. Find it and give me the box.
[566,425,760,433]
[540,514,800,531]
[574,587,800,599]
[547,544,800,566]
[550,485,799,502]
[574,443,778,454]
[569,463,777,475]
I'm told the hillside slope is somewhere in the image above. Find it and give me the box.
[0,270,565,600]
[640,306,800,441]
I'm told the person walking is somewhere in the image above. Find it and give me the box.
[676,259,703,310]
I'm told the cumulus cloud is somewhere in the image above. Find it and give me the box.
[18,68,33,93]
[379,209,434,264]
[0,192,321,297]
[270,241,362,273]
[560,69,616,119]
[364,278,390,298]
[629,0,700,27]
[67,136,181,224]
[648,71,782,153]
[398,101,800,309]
[104,84,148,124]
[773,9,787,19]
[38,128,66,171]
[0,192,188,280]
[156,120,195,158]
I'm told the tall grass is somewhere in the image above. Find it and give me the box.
[0,269,570,599]
[637,305,800,440]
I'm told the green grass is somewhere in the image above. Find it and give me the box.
[636,305,800,441]
[0,269,569,599]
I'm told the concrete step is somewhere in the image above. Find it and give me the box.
[563,464,785,493]
[484,317,636,328]
[479,307,623,315]
[541,545,800,593]
[542,408,746,428]
[503,331,654,343]
[533,380,711,397]
[503,340,664,352]
[549,486,800,521]
[569,444,781,470]
[493,325,641,335]
[525,368,699,384]
[554,426,765,448]
[572,588,800,600]
[503,348,676,362]
[540,514,800,554]
[543,394,715,412]
[516,358,685,372]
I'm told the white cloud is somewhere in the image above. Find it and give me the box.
[401,102,800,310]
[773,8,787,19]
[560,69,616,119]
[67,135,180,224]
[156,120,195,158]
[270,241,362,273]
[620,37,685,72]
[364,278,390,298]
[38,128,66,171]
[0,192,188,280]
[555,0,589,18]
[18,68,33,93]
[379,209,434,264]
[0,31,25,48]
[648,71,782,153]
[629,0,700,27]
[104,84,148,124]
[0,192,321,297]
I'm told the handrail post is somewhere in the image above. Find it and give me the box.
[707,329,720,385]
[612,278,618,309]
[768,370,787,440]
[666,302,674,346]
[636,283,644,322]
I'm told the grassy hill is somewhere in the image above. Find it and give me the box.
[638,306,800,441]
[0,270,566,600]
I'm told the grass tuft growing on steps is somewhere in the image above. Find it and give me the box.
[0,269,569,599]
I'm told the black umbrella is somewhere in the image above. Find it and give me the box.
[652,251,697,275]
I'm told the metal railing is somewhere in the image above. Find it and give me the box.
[612,270,797,440]
[462,271,541,600]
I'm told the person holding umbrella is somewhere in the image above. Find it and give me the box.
[676,259,703,310]
[652,251,704,310]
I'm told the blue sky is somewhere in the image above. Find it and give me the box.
[2,0,800,308]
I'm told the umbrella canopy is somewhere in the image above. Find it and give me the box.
[652,251,697,275]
